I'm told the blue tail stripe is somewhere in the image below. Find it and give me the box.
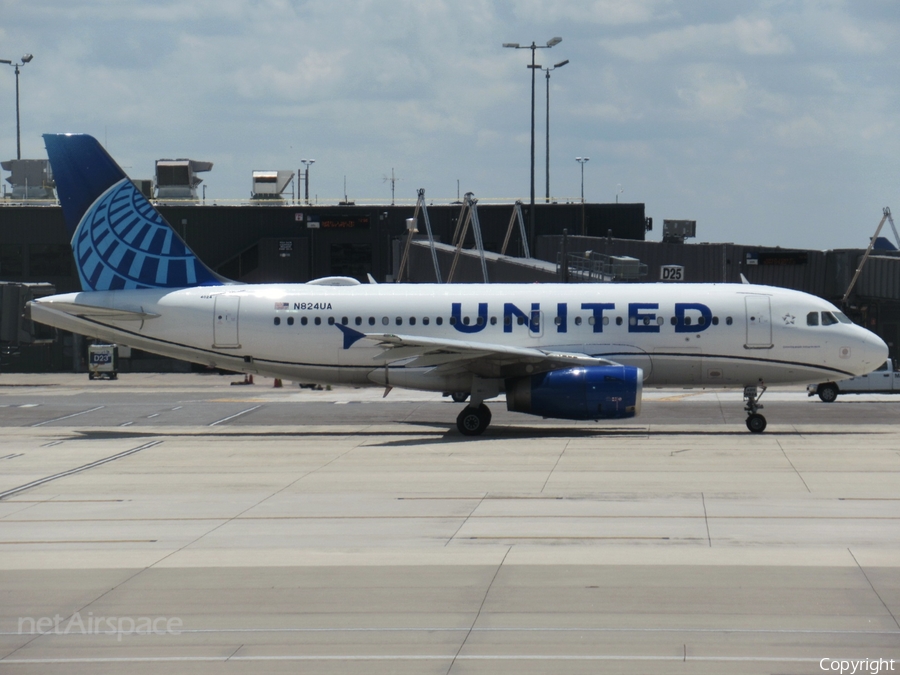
[147,229,167,255]
[127,252,146,280]
[44,133,225,291]
[140,256,159,282]
[155,259,169,286]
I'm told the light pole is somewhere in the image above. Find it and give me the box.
[300,159,315,205]
[576,157,589,236]
[503,37,562,251]
[1,54,33,160]
[542,59,568,203]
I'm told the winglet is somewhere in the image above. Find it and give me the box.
[43,133,225,291]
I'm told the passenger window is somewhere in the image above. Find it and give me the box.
[462,317,470,325]
[288,317,294,326]
[555,316,562,326]
[726,317,733,325]
[603,317,609,325]
[436,317,443,325]
[657,316,664,326]
[821,311,838,326]
[396,317,403,325]
[807,312,819,326]
[382,317,389,325]
[355,317,362,326]
[684,317,692,326]
[490,317,496,326]
[712,316,719,325]
[670,316,677,326]
[409,317,416,326]
[477,316,485,326]
[588,316,595,325]
[450,316,457,325]
[423,317,430,325]
[517,316,525,326]
[368,317,375,326]
[574,316,582,326]
[301,316,308,326]
[698,317,705,326]
[328,317,335,325]
[341,317,348,325]
[629,316,637,326]
[314,317,321,326]
[616,317,623,326]
[504,316,512,326]
[274,317,281,326]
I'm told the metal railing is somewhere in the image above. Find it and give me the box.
[557,250,648,282]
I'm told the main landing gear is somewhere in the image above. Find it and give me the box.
[456,404,492,436]
[743,382,768,433]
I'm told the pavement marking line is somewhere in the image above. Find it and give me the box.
[0,655,824,664]
[5,626,899,636]
[208,405,263,426]
[29,405,105,427]
[0,539,157,544]
[0,440,164,501]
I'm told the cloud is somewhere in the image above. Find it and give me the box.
[601,15,793,61]
[509,0,671,25]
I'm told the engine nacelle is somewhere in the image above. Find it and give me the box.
[505,365,642,421]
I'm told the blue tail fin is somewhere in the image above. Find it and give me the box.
[44,133,225,291]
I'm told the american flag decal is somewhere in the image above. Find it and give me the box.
[274,302,289,310]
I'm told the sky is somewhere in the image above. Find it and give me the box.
[1,0,897,250]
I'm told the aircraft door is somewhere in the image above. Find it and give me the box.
[744,295,772,348]
[213,295,241,348]
[530,309,544,338]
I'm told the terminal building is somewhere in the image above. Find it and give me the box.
[1,154,898,373]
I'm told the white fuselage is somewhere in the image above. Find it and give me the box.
[30,282,888,392]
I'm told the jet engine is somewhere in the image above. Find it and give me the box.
[505,365,642,421]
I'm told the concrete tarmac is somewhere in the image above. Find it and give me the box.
[0,373,899,674]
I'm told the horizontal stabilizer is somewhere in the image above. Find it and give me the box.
[31,300,159,322]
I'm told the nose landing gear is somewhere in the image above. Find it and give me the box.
[743,382,767,433]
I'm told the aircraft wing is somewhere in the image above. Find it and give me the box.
[361,332,619,379]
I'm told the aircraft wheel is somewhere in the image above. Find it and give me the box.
[746,413,767,433]
[457,404,491,436]
[817,383,838,403]
[451,392,469,403]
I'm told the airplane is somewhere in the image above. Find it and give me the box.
[29,133,888,435]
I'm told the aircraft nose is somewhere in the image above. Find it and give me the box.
[856,328,889,372]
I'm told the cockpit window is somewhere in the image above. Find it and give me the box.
[834,312,852,324]
[821,311,838,326]
[806,312,819,326]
